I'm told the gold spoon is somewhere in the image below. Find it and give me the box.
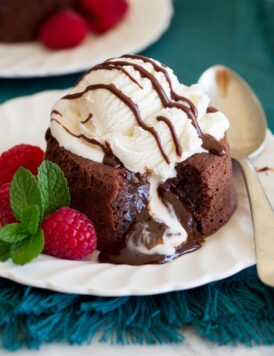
[199,65,274,286]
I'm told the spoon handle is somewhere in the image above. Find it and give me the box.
[236,157,274,286]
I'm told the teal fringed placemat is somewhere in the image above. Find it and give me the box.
[1,266,274,351]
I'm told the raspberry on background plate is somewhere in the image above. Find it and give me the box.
[39,9,89,50]
[79,0,129,33]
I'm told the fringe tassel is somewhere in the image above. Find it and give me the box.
[0,267,274,351]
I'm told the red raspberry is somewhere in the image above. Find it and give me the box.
[79,0,128,33]
[0,183,16,227]
[42,207,97,260]
[0,144,44,187]
[39,9,89,50]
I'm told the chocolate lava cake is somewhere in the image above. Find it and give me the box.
[45,54,237,265]
[0,0,75,42]
[46,132,236,264]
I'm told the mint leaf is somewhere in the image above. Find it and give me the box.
[21,205,40,235]
[38,160,70,216]
[0,223,28,243]
[11,228,44,265]
[0,240,11,262]
[10,167,42,221]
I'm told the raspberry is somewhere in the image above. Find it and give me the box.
[79,0,128,33]
[0,183,16,227]
[42,207,97,260]
[0,144,44,187]
[39,9,89,50]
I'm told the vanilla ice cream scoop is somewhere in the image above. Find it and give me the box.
[50,55,229,180]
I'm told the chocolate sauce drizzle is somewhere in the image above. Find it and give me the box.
[81,113,93,124]
[202,133,225,155]
[51,110,62,117]
[88,63,143,89]
[206,106,218,113]
[53,54,225,167]
[121,55,225,156]
[122,54,198,117]
[103,141,123,168]
[256,166,274,173]
[63,83,171,164]
[52,118,137,169]
[157,116,182,156]
[51,118,106,152]
[105,59,197,127]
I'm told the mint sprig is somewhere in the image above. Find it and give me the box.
[0,160,71,265]
[10,167,42,221]
[21,205,41,235]
[11,229,44,266]
[0,241,11,262]
[0,224,29,243]
[38,160,70,216]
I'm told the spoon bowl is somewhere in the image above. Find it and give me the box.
[198,65,267,158]
[198,65,274,287]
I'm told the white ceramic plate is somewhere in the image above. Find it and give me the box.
[0,0,172,78]
[0,90,274,296]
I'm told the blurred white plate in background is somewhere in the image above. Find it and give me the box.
[0,0,172,78]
